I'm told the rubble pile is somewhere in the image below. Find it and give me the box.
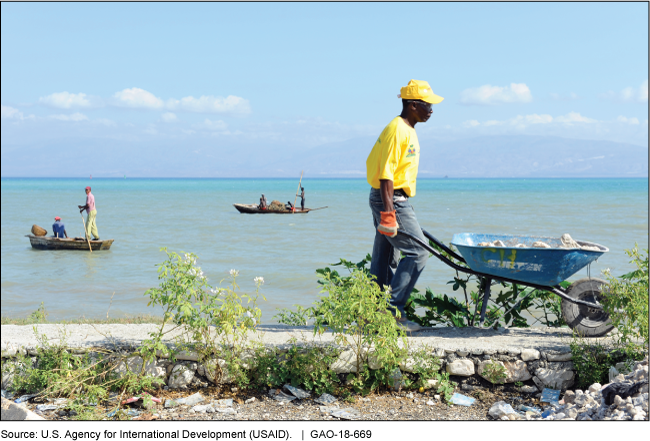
[489,356,648,421]
[477,233,601,251]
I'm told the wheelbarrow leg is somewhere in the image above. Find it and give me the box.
[479,277,492,327]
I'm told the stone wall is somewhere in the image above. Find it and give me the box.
[1,341,580,394]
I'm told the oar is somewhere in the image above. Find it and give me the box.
[292,170,303,213]
[80,212,93,253]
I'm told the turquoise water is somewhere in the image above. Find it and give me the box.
[1,178,647,321]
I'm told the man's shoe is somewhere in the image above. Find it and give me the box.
[93,237,100,241]
[395,318,422,332]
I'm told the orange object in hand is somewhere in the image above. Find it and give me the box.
[378,210,398,237]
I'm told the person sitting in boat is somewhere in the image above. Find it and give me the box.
[52,216,68,239]
[259,194,268,210]
[285,201,294,211]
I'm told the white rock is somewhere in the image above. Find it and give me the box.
[113,356,166,379]
[245,397,256,404]
[426,400,434,406]
[588,383,602,393]
[546,352,572,362]
[446,359,475,376]
[478,360,531,383]
[422,379,439,390]
[533,368,575,390]
[520,349,540,362]
[330,350,359,374]
[167,364,195,388]
[197,359,232,384]
[488,401,516,419]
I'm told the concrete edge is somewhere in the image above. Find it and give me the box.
[1,397,45,420]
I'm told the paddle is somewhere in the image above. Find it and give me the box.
[80,212,93,253]
[292,170,303,213]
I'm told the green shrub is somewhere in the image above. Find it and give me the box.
[141,249,264,389]
[601,245,649,350]
[313,268,408,393]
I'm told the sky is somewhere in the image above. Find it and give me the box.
[1,2,648,177]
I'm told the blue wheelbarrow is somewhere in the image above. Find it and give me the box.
[397,230,613,336]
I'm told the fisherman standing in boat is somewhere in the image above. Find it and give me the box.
[78,186,99,240]
[259,194,268,210]
[366,79,444,332]
[296,187,305,211]
[52,216,68,238]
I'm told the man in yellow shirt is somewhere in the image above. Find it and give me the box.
[366,79,444,332]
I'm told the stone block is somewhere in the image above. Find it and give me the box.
[330,350,359,374]
[533,368,575,390]
[521,348,540,362]
[113,356,166,379]
[1,398,44,420]
[197,359,232,384]
[546,352,572,362]
[446,359,475,376]
[168,363,196,388]
[478,360,531,383]
[456,349,469,357]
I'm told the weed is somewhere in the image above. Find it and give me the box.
[482,361,507,388]
[601,245,649,351]
[313,268,407,391]
[141,250,264,389]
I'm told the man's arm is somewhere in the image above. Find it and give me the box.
[379,179,394,212]
[377,179,398,237]
[64,229,68,238]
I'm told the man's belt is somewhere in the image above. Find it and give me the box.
[394,188,409,198]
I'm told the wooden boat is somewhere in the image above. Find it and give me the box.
[25,234,114,251]
[233,203,328,214]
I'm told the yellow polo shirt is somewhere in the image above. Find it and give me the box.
[366,116,420,197]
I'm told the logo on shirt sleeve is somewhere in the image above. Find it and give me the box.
[406,144,417,158]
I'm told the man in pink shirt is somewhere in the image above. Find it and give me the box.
[78,186,99,240]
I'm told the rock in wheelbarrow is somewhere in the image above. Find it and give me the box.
[31,225,47,236]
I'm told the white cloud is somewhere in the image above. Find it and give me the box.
[48,113,89,122]
[167,95,251,115]
[194,118,228,131]
[1,105,24,119]
[109,88,251,115]
[617,116,640,125]
[112,88,165,109]
[600,80,648,103]
[94,118,117,127]
[38,92,100,109]
[640,80,648,102]
[460,83,532,105]
[463,112,594,129]
[161,112,178,123]
[554,112,596,124]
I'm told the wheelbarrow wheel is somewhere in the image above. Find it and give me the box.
[561,278,614,337]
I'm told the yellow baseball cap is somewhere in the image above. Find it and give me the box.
[399,79,444,104]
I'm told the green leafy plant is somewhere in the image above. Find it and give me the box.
[141,249,264,389]
[405,273,566,329]
[251,342,340,395]
[274,305,313,326]
[29,302,48,323]
[482,361,508,388]
[601,245,649,351]
[313,267,408,393]
[9,327,164,420]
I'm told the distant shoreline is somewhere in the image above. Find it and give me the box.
[2,176,649,180]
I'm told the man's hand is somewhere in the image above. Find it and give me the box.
[378,210,398,237]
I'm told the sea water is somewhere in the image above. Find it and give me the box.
[1,178,647,321]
